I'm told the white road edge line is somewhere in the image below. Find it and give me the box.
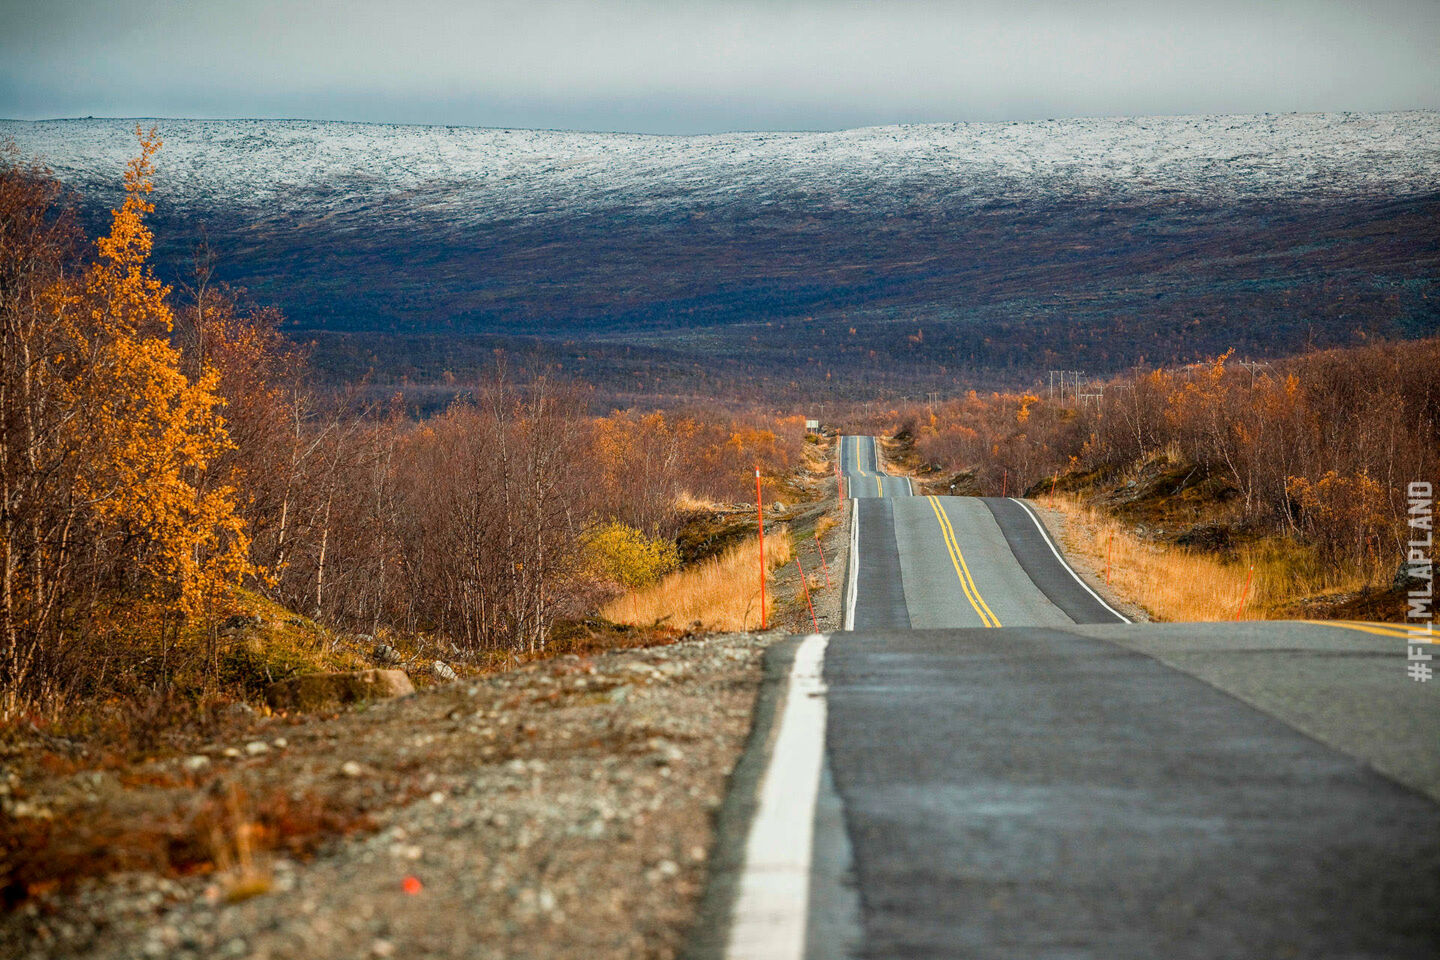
[844,497,859,631]
[1007,497,1131,624]
[725,633,830,960]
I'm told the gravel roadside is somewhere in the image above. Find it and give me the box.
[3,632,781,960]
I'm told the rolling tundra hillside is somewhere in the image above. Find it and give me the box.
[4,113,1438,400]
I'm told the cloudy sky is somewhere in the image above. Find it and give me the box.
[2,0,1437,133]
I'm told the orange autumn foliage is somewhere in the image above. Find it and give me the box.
[4,129,265,713]
[47,129,251,615]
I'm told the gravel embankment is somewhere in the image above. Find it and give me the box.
[3,632,778,960]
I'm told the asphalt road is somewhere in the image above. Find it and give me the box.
[839,434,913,500]
[704,436,1440,960]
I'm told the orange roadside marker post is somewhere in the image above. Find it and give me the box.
[815,535,832,587]
[1233,565,1255,621]
[755,468,766,631]
[796,558,820,632]
[1106,531,1113,584]
[1002,469,1008,498]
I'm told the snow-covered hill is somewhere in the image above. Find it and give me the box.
[2,113,1437,398]
[4,112,1438,220]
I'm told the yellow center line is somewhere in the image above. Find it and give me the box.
[1317,620,1436,640]
[877,476,884,498]
[927,496,1001,627]
[939,505,1001,627]
[1338,620,1431,636]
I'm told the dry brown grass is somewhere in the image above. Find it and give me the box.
[674,491,726,512]
[210,783,272,903]
[0,773,377,906]
[603,530,793,631]
[1039,495,1377,622]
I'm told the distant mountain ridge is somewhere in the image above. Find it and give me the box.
[3,113,1438,400]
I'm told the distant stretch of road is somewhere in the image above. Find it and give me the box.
[840,434,1122,630]
[700,436,1439,960]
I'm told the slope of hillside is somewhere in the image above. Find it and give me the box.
[4,113,1438,398]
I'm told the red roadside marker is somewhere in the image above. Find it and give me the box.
[756,468,767,631]
[796,558,820,632]
[1233,565,1255,621]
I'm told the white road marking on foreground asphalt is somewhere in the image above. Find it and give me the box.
[1008,497,1131,624]
[726,633,830,960]
[844,498,859,631]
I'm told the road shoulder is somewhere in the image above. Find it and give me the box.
[1028,498,1152,622]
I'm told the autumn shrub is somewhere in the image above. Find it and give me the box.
[583,521,680,589]
[1285,471,1391,563]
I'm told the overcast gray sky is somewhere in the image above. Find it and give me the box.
[2,0,1437,132]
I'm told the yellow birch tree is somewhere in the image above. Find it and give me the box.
[55,127,252,618]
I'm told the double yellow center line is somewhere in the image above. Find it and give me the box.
[927,496,1001,627]
[1320,620,1435,640]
